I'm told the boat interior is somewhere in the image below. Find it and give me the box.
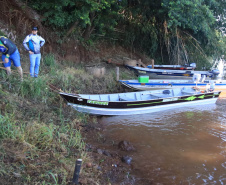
[79,87,201,102]
[121,79,226,84]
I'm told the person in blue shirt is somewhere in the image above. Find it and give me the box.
[23,26,45,78]
[0,36,23,79]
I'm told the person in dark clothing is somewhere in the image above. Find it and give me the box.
[0,36,23,79]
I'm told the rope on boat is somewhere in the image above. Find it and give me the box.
[47,82,63,93]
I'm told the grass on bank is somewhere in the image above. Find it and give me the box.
[0,53,135,184]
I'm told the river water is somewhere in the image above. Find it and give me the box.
[99,101,226,184]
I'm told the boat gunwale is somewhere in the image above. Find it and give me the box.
[59,91,220,103]
[126,65,210,74]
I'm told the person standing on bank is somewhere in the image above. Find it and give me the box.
[23,27,45,78]
[0,36,23,79]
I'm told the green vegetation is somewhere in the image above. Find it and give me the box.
[0,53,132,184]
[0,0,225,183]
[0,114,22,140]
[23,0,226,68]
[27,0,122,40]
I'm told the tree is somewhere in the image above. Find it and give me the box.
[24,0,226,67]
[162,0,225,64]
[26,0,123,40]
[119,0,225,67]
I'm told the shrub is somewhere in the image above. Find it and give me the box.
[18,77,53,103]
[25,123,54,149]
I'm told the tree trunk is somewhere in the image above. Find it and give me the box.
[83,12,96,40]
[64,21,79,39]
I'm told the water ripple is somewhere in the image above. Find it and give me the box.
[99,101,226,184]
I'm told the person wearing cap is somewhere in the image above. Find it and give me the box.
[0,36,23,79]
[23,27,45,78]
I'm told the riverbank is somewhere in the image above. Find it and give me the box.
[0,52,144,184]
[1,52,226,184]
[0,1,225,182]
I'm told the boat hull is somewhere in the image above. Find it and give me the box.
[68,98,218,115]
[147,65,195,70]
[126,65,213,79]
[120,80,226,91]
[60,90,220,116]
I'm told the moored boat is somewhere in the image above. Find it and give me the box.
[60,87,221,116]
[147,63,196,70]
[126,65,219,80]
[119,79,226,91]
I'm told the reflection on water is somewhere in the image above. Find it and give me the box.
[99,104,226,184]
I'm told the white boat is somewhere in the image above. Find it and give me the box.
[126,65,220,80]
[119,79,226,91]
[60,87,221,116]
[147,63,196,70]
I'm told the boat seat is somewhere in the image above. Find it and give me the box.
[119,98,136,101]
[181,91,196,95]
[149,94,161,99]
[109,94,120,101]
[119,95,136,101]
[152,94,173,99]
[142,93,172,99]
[135,93,142,100]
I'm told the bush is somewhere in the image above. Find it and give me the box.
[19,77,54,103]
[25,123,54,149]
[43,54,56,68]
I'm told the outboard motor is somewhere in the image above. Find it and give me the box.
[205,83,210,91]
[211,69,220,79]
[206,82,215,92]
[189,63,196,70]
[192,73,201,83]
[210,82,215,91]
[200,75,206,82]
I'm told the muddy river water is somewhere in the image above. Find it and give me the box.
[99,102,226,184]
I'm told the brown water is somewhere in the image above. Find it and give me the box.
[99,103,226,184]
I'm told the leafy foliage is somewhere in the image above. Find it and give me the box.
[24,0,226,66]
[26,0,123,40]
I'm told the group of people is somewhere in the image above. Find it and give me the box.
[0,26,45,80]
